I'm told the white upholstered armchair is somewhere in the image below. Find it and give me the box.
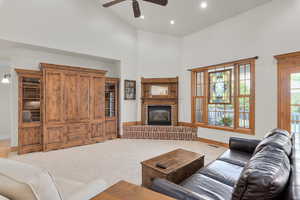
[0,158,107,200]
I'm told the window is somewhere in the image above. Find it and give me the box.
[191,58,256,135]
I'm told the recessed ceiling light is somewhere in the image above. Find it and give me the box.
[140,15,145,19]
[170,20,175,25]
[200,1,208,9]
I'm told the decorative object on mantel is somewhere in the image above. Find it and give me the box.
[1,73,11,84]
[208,69,232,104]
[124,80,136,100]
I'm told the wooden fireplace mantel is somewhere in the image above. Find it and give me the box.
[141,77,178,126]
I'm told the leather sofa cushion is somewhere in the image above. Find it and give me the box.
[198,160,243,187]
[218,149,252,167]
[254,133,292,156]
[264,128,290,138]
[282,132,300,199]
[229,137,261,154]
[181,174,233,200]
[232,145,291,200]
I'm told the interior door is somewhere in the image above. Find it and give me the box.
[277,52,300,134]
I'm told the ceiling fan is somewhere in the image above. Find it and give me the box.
[102,0,168,18]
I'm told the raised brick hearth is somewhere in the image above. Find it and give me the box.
[122,125,198,141]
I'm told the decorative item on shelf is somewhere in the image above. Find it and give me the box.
[124,80,136,100]
[209,69,232,104]
[150,85,169,96]
[1,73,11,84]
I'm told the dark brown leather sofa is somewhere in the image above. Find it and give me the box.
[151,129,299,200]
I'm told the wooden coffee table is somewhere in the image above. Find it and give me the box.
[92,180,175,200]
[141,148,204,188]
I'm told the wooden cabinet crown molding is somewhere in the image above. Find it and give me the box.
[141,77,178,84]
[15,68,42,76]
[40,63,107,75]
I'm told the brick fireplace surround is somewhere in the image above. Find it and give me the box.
[122,125,198,141]
[122,77,198,141]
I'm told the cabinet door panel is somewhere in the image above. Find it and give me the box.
[93,77,105,120]
[21,127,42,146]
[19,126,43,154]
[46,127,64,144]
[44,126,65,151]
[45,71,64,123]
[105,119,117,139]
[91,121,105,142]
[64,73,78,122]
[78,75,91,121]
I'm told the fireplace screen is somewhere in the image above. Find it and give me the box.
[148,106,171,125]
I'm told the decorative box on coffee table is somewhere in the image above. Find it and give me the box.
[141,148,205,188]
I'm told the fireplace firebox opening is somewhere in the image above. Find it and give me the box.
[148,106,172,126]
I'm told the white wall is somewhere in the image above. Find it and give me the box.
[0,65,12,140]
[136,31,182,121]
[0,0,140,145]
[181,0,300,143]
[137,31,182,77]
[0,0,139,122]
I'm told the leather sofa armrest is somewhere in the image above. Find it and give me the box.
[229,137,261,154]
[150,178,207,200]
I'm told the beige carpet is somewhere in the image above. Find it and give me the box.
[9,139,226,187]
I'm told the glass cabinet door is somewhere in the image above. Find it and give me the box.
[22,77,41,123]
[105,83,116,117]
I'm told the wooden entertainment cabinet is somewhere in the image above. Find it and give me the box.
[16,64,119,154]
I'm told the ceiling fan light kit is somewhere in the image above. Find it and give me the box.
[102,0,168,18]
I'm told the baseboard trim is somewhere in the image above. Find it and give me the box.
[11,146,18,152]
[0,140,11,158]
[178,122,197,128]
[122,121,142,126]
[197,137,229,148]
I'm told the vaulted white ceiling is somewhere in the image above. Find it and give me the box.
[100,0,272,36]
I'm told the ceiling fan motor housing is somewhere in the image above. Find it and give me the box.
[132,0,141,18]
[103,0,168,18]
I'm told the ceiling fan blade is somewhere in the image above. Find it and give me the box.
[143,0,168,6]
[132,0,141,18]
[103,0,126,7]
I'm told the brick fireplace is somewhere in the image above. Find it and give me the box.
[122,77,197,141]
[141,77,178,126]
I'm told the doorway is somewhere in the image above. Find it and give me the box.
[276,51,300,134]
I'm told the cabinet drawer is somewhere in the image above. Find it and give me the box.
[67,124,89,135]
